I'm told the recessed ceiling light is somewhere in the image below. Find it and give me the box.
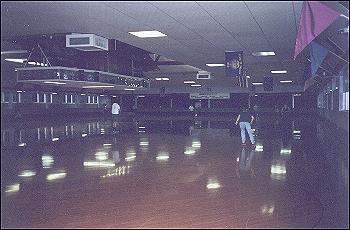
[206,64,225,67]
[82,85,115,88]
[129,30,167,38]
[271,70,287,74]
[252,82,263,85]
[184,81,196,84]
[44,81,66,85]
[252,51,275,56]
[280,80,293,83]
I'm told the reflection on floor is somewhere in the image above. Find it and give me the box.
[1,116,349,228]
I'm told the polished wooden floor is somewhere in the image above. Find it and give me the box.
[1,115,348,228]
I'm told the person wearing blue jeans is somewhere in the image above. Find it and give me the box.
[235,107,255,146]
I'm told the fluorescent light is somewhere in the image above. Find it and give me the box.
[1,50,28,54]
[81,93,86,96]
[16,90,23,93]
[129,30,167,38]
[124,88,135,91]
[155,78,169,81]
[184,81,196,84]
[52,92,57,95]
[280,80,292,83]
[83,85,115,88]
[138,95,145,98]
[5,58,26,63]
[271,70,287,74]
[206,63,225,67]
[252,82,263,85]
[252,51,275,56]
[44,81,66,85]
[190,84,201,87]
[100,95,105,96]
[294,94,301,96]
[112,95,117,97]
[246,76,250,79]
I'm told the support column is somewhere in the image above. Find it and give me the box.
[208,99,210,108]
[134,96,138,109]
[170,98,173,109]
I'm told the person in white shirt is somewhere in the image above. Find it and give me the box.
[111,102,121,128]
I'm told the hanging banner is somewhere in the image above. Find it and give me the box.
[225,51,243,78]
[293,1,340,60]
[310,41,328,76]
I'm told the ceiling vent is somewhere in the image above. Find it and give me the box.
[66,33,108,51]
[197,71,211,80]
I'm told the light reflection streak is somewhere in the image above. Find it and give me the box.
[5,183,20,193]
[206,177,221,190]
[46,170,67,181]
[83,161,115,168]
[18,170,36,178]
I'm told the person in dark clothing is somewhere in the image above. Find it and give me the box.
[235,107,255,146]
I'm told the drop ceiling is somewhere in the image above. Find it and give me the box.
[1,1,348,89]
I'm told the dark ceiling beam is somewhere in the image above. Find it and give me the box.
[157,61,184,65]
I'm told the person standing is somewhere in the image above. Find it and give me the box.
[111,102,121,128]
[235,107,255,146]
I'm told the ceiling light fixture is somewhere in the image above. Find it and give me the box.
[206,64,225,67]
[184,81,196,84]
[129,30,167,38]
[252,51,275,56]
[82,85,115,88]
[271,70,287,74]
[124,88,135,91]
[280,80,293,83]
[190,84,201,87]
[44,81,66,85]
[252,82,263,85]
[4,58,27,63]
[155,78,169,81]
